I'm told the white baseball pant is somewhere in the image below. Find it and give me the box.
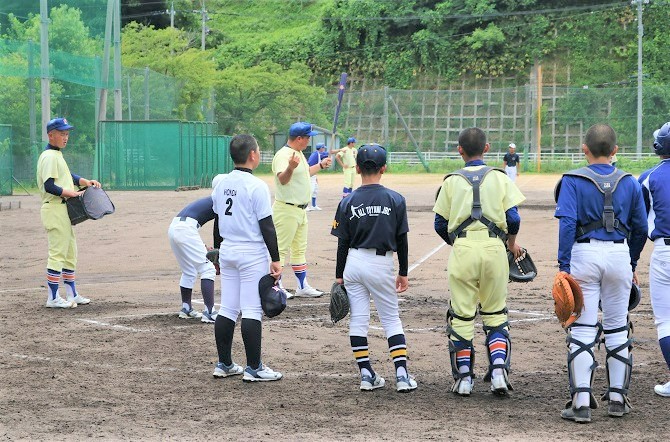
[168,217,216,288]
[650,239,670,340]
[218,241,269,322]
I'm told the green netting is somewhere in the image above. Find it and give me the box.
[98,121,232,190]
[0,124,12,195]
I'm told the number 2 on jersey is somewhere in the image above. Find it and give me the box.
[224,197,233,216]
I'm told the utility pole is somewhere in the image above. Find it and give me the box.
[201,0,208,51]
[633,0,649,158]
[39,0,51,142]
[170,1,175,28]
[113,0,122,120]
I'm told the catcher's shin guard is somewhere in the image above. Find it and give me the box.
[482,320,513,391]
[446,305,476,393]
[600,322,634,409]
[565,322,602,410]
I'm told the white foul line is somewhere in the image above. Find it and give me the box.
[408,243,446,274]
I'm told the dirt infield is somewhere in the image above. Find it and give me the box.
[1,173,668,441]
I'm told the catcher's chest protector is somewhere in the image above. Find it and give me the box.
[445,167,508,244]
[554,167,631,235]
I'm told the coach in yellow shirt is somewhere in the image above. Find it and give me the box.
[336,137,357,198]
[272,122,332,298]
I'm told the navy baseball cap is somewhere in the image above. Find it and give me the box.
[357,143,387,168]
[46,117,74,133]
[289,122,319,137]
[347,137,356,144]
[315,142,326,149]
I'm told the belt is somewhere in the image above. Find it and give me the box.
[178,216,201,228]
[376,250,388,256]
[44,199,67,204]
[280,201,308,210]
[665,238,670,246]
[576,238,625,244]
[457,231,497,238]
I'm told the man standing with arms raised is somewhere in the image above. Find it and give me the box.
[272,122,332,297]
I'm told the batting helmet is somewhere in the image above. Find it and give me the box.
[653,122,670,156]
[629,282,641,311]
[258,274,287,318]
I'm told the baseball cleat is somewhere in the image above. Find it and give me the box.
[396,374,417,393]
[46,297,76,309]
[607,400,630,417]
[201,310,217,323]
[561,406,591,423]
[242,363,283,382]
[178,307,202,319]
[294,284,323,298]
[313,206,322,211]
[490,374,509,396]
[213,361,243,378]
[67,294,90,305]
[360,373,385,391]
[454,378,473,396]
[654,381,670,397]
[306,206,315,212]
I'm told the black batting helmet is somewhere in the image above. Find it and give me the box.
[653,122,670,156]
[258,274,287,318]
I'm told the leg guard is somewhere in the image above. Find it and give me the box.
[565,322,602,410]
[600,321,634,410]
[446,304,476,393]
[481,320,513,392]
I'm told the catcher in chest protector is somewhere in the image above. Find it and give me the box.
[330,143,417,393]
[36,117,101,309]
[433,127,526,398]
[554,124,647,423]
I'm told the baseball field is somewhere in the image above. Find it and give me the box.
[0,172,667,441]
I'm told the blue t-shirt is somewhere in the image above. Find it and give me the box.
[639,158,670,240]
[554,164,647,272]
[177,196,216,227]
[307,150,328,166]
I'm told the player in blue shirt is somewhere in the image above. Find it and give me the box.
[554,124,647,422]
[306,143,329,211]
[638,122,670,398]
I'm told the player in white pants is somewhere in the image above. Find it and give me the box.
[211,134,283,382]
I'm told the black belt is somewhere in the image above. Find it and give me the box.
[178,216,201,228]
[282,201,308,210]
[663,238,670,245]
[45,199,66,204]
[576,238,625,244]
[376,250,388,256]
[457,231,497,238]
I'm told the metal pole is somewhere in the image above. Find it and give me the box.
[99,0,114,122]
[113,0,122,120]
[170,1,175,28]
[635,0,647,158]
[127,76,132,120]
[39,0,51,142]
[28,40,36,150]
[201,0,207,51]
[536,63,542,172]
[144,67,150,120]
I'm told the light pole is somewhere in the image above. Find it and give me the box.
[633,0,649,158]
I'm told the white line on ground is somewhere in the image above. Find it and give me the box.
[408,243,446,274]
[76,319,155,332]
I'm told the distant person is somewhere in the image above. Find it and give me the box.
[610,153,618,167]
[306,142,329,211]
[272,122,332,298]
[37,117,101,309]
[503,143,521,182]
[336,137,357,198]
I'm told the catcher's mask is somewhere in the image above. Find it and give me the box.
[258,274,287,318]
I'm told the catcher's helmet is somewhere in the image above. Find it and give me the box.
[258,274,287,318]
[629,282,641,311]
[653,122,670,156]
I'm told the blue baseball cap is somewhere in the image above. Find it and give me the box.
[289,122,319,137]
[315,142,326,149]
[357,143,387,168]
[347,137,356,144]
[47,117,74,133]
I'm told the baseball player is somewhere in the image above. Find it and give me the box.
[211,134,284,382]
[433,127,525,397]
[306,142,329,211]
[272,122,332,298]
[502,143,521,182]
[168,184,224,323]
[555,124,647,422]
[639,122,670,398]
[330,143,417,393]
[37,117,100,309]
[336,137,357,198]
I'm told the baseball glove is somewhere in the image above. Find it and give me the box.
[508,248,537,282]
[552,271,584,328]
[206,248,220,275]
[329,282,350,324]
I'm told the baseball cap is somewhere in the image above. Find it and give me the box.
[289,122,319,137]
[47,117,74,133]
[356,143,387,168]
[315,142,326,149]
[509,143,516,149]
[347,137,356,144]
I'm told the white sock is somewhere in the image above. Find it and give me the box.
[396,366,407,378]
[361,368,372,378]
[459,365,471,383]
[182,302,190,311]
[492,357,504,378]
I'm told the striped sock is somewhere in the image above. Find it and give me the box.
[388,334,408,378]
[453,340,472,375]
[46,269,60,300]
[311,197,316,207]
[62,268,77,298]
[660,336,670,370]
[488,331,508,366]
[350,335,374,376]
[292,263,307,289]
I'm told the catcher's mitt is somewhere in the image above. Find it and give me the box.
[508,248,537,282]
[206,248,220,275]
[552,271,584,328]
[329,282,350,324]
[66,186,115,225]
